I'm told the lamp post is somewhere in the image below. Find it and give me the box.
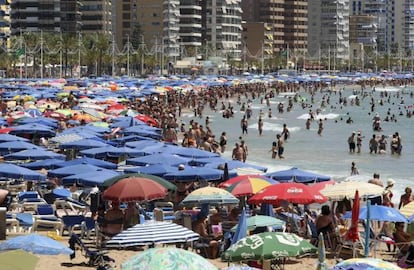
[141,34,145,76]
[40,31,43,79]
[78,32,82,78]
[126,35,130,77]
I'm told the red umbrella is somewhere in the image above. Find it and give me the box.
[308,180,335,193]
[135,114,159,127]
[248,182,327,205]
[0,127,14,134]
[346,190,360,243]
[103,177,168,202]
[219,174,274,188]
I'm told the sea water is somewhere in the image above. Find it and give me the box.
[181,84,414,202]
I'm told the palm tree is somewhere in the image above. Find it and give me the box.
[23,32,40,77]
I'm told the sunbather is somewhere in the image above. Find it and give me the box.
[99,202,124,236]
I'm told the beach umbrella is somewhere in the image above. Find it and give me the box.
[125,164,178,177]
[308,180,335,193]
[4,148,65,161]
[320,181,385,200]
[266,167,331,183]
[347,190,360,258]
[9,123,56,137]
[48,164,104,178]
[0,163,46,181]
[231,215,285,232]
[0,234,73,255]
[225,177,279,197]
[42,111,67,121]
[121,247,217,270]
[55,156,117,169]
[316,233,328,270]
[163,166,225,182]
[0,133,29,142]
[59,138,109,150]
[342,204,408,223]
[219,175,276,188]
[400,201,414,217]
[103,177,168,202]
[106,221,200,248]
[331,258,402,270]
[126,153,190,167]
[181,186,239,205]
[222,232,317,262]
[231,208,247,245]
[0,141,40,153]
[248,182,327,205]
[0,249,39,270]
[61,169,120,187]
[102,173,176,191]
[21,158,65,170]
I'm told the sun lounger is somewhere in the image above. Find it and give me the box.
[32,215,63,235]
[6,213,20,233]
[61,215,85,236]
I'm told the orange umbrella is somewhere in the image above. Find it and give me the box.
[103,177,167,203]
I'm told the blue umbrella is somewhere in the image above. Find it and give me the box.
[62,169,120,187]
[0,163,46,181]
[52,188,71,198]
[266,167,331,183]
[125,164,178,177]
[126,153,190,167]
[4,149,65,161]
[48,164,105,178]
[204,160,268,172]
[0,134,29,142]
[342,205,408,223]
[55,157,117,169]
[167,147,220,158]
[231,208,247,246]
[164,166,224,182]
[18,117,58,128]
[59,138,110,150]
[124,139,162,149]
[0,141,40,153]
[0,234,73,255]
[21,158,66,170]
[9,123,56,137]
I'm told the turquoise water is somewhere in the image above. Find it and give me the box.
[181,84,414,202]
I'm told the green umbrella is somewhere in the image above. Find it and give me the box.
[222,232,317,262]
[103,173,176,191]
[121,247,217,270]
[0,250,39,270]
[231,215,285,232]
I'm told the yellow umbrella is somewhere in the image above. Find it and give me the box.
[320,181,384,201]
[0,250,39,270]
[400,201,414,217]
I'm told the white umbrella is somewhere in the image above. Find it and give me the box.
[106,221,199,248]
[320,181,384,200]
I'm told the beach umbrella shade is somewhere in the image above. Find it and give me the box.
[219,175,276,188]
[59,138,110,150]
[55,157,117,169]
[126,153,190,167]
[0,234,73,255]
[320,181,385,201]
[225,177,279,197]
[102,173,176,191]
[346,190,360,250]
[400,201,414,217]
[181,186,239,205]
[316,233,328,270]
[0,141,40,153]
[21,158,65,170]
[42,111,67,120]
[48,164,104,178]
[61,169,120,187]
[125,164,178,177]
[0,163,46,181]
[308,180,335,193]
[266,167,331,183]
[331,258,402,270]
[163,166,224,182]
[248,182,327,205]
[0,133,29,142]
[103,177,168,202]
[121,247,217,270]
[0,249,39,270]
[342,204,408,223]
[4,148,65,161]
[9,123,56,137]
[231,208,247,245]
[231,215,285,232]
[222,232,317,262]
[106,221,200,248]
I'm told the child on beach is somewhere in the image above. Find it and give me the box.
[269,141,278,159]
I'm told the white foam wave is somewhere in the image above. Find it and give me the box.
[297,113,340,120]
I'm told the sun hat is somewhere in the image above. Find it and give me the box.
[387,178,396,186]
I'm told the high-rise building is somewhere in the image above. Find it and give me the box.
[80,0,112,35]
[0,0,10,44]
[60,0,82,34]
[308,0,350,63]
[10,0,61,35]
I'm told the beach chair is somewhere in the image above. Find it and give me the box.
[61,215,85,236]
[68,233,115,268]
[31,204,63,235]
[6,213,20,233]
[15,212,34,233]
[81,217,96,239]
[153,208,164,221]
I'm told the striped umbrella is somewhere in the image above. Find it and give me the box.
[225,178,279,197]
[106,221,199,248]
